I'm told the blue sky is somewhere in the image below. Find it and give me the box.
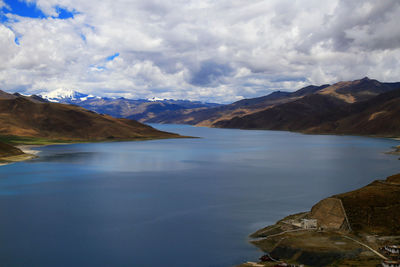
[1,0,76,20]
[1,0,400,102]
[106,53,119,61]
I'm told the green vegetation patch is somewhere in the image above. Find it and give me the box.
[0,135,76,145]
[0,135,188,146]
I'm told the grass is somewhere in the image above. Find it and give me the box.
[0,135,76,145]
[0,134,193,146]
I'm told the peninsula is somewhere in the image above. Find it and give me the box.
[240,173,400,267]
[0,90,184,165]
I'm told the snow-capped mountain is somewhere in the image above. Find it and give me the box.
[148,97,165,102]
[36,89,221,121]
[39,89,95,103]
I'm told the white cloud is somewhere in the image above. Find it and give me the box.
[0,0,400,103]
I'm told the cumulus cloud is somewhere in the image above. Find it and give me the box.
[0,0,400,102]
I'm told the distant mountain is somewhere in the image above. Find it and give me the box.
[39,89,96,103]
[318,77,400,103]
[215,78,400,137]
[146,77,400,128]
[143,84,330,126]
[26,77,400,138]
[214,93,351,130]
[38,89,220,120]
[0,90,180,141]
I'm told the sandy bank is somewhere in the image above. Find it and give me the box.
[0,153,37,166]
[17,145,41,155]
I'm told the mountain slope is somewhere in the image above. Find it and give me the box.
[308,88,400,136]
[144,84,330,125]
[0,91,180,141]
[214,94,351,130]
[0,141,24,157]
[214,78,400,137]
[318,77,400,103]
[149,77,399,127]
[333,173,400,235]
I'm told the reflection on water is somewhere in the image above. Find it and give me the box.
[0,124,398,267]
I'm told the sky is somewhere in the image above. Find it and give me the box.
[1,0,400,103]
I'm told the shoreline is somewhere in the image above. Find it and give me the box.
[0,144,43,166]
[17,145,42,155]
[0,153,38,166]
[0,134,194,167]
[241,173,400,267]
[205,123,400,142]
[386,145,400,155]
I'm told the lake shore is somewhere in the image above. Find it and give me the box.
[0,134,193,167]
[0,144,44,166]
[0,154,38,166]
[240,173,400,267]
[387,145,400,155]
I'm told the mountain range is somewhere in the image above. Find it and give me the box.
[2,76,398,153]
[38,89,221,121]
[214,77,400,137]
[38,77,400,138]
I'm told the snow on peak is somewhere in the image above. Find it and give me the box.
[39,89,89,102]
[148,97,165,102]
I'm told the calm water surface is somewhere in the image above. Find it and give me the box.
[0,125,399,266]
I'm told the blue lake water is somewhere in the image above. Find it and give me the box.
[0,124,399,267]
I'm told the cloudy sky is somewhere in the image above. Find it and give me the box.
[1,0,400,103]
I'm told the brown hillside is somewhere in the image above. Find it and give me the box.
[145,77,399,127]
[0,141,24,157]
[0,94,180,141]
[333,175,400,235]
[214,94,350,130]
[144,85,329,126]
[386,173,400,184]
[310,198,350,232]
[318,77,400,103]
[308,88,400,137]
[215,81,400,138]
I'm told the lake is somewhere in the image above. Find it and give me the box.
[0,125,399,266]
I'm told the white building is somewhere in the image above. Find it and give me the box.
[300,219,317,229]
[382,260,400,267]
[385,245,400,254]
